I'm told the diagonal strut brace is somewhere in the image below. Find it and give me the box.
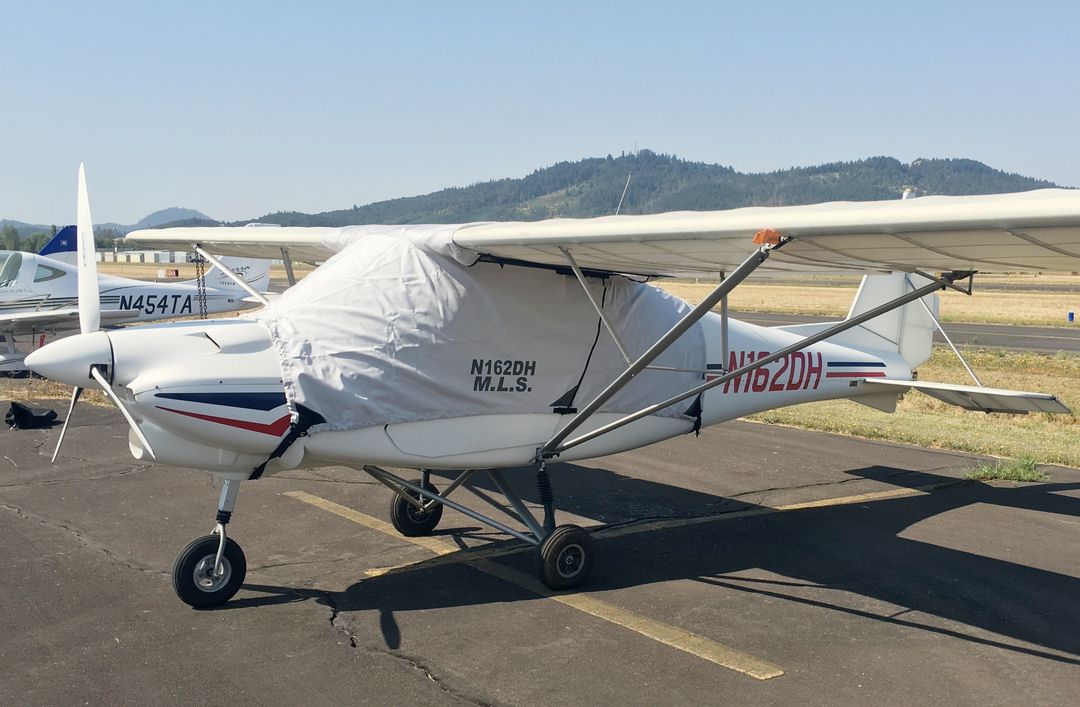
[192,244,270,306]
[539,241,786,459]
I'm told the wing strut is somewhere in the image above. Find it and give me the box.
[905,274,982,386]
[192,245,270,306]
[559,248,632,364]
[542,269,975,459]
[719,270,729,373]
[281,247,296,286]
[541,239,788,458]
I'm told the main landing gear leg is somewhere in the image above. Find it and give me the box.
[536,462,556,533]
[533,462,593,590]
[368,464,594,591]
[172,479,248,608]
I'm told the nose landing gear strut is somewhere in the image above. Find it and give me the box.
[172,480,247,608]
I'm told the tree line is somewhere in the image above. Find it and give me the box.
[2,224,120,253]
[245,153,1058,227]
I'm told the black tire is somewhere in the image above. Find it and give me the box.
[537,524,593,590]
[172,535,247,608]
[388,479,443,537]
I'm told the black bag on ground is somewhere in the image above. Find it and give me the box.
[5,402,58,429]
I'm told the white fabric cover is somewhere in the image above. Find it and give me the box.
[253,225,705,432]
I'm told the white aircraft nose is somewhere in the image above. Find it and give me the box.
[25,331,113,386]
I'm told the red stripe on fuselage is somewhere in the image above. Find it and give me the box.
[156,406,292,436]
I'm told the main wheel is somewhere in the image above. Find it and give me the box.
[388,479,443,537]
[172,535,247,608]
[537,524,593,590]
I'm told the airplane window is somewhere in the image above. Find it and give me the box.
[0,251,22,287]
[34,264,66,283]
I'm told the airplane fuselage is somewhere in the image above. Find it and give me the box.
[0,255,250,324]
[80,306,907,480]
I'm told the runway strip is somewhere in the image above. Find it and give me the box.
[283,489,785,680]
[732,311,1080,353]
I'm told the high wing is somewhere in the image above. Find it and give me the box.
[1,308,139,335]
[125,226,338,263]
[126,189,1080,276]
[455,189,1080,276]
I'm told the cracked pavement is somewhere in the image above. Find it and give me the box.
[2,403,1079,705]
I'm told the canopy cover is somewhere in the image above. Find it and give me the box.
[253,225,704,432]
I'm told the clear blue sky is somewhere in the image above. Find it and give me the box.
[3,1,1079,224]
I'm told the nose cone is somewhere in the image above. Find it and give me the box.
[25,331,112,387]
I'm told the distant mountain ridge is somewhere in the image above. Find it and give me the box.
[1,207,214,239]
[133,207,214,229]
[245,153,1061,227]
[2,153,1064,238]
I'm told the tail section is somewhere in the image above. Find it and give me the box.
[186,257,271,293]
[774,272,939,369]
[38,225,78,264]
[842,273,938,369]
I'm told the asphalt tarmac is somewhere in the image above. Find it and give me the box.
[2,407,1078,705]
[733,311,1080,354]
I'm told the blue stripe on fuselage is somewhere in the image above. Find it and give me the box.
[153,392,287,411]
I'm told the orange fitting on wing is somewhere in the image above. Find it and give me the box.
[752,228,782,245]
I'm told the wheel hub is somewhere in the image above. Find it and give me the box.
[557,543,584,578]
[193,554,232,593]
[406,501,430,522]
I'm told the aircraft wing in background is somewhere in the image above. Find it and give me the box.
[125,189,1080,276]
[0,308,140,335]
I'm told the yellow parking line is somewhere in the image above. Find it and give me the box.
[283,490,454,557]
[283,489,784,680]
[473,559,784,680]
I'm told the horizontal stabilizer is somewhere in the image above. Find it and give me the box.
[860,378,1071,415]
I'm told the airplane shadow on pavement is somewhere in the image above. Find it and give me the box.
[235,463,1080,665]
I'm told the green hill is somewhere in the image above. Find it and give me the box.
[247,152,1059,226]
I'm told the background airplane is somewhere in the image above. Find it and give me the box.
[0,236,270,373]
[37,225,78,264]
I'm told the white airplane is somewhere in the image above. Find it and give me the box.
[0,230,270,373]
[26,165,1079,609]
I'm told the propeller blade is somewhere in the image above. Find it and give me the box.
[77,164,101,334]
[89,366,155,459]
[51,386,84,463]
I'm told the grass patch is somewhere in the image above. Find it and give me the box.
[964,456,1048,482]
[659,281,1080,327]
[749,347,1080,468]
[0,376,111,406]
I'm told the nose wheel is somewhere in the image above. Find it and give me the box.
[172,534,247,608]
[172,479,247,608]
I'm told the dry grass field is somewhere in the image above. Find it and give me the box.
[660,280,1080,326]
[101,262,1079,327]
[750,347,1080,467]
